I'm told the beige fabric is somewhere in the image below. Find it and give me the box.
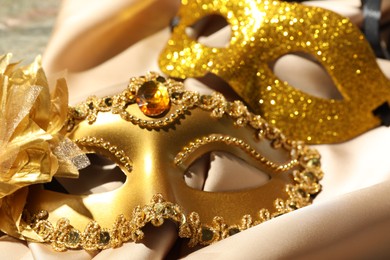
[0,236,32,260]
[186,180,390,260]
[2,0,390,259]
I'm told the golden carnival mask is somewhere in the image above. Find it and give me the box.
[12,73,324,251]
[159,0,390,144]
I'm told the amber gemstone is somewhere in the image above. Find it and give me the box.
[136,81,170,117]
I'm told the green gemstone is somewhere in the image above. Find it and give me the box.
[74,108,81,116]
[228,228,240,236]
[307,158,321,168]
[200,95,213,105]
[67,230,80,246]
[304,171,316,181]
[99,231,110,245]
[171,91,184,101]
[201,227,214,242]
[164,206,174,216]
[156,76,166,83]
[104,97,113,106]
[289,202,298,210]
[154,203,164,214]
[298,188,307,197]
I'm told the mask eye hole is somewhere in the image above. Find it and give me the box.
[44,153,126,195]
[271,53,343,100]
[185,14,231,48]
[184,151,270,192]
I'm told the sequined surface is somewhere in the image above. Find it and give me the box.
[159,0,390,143]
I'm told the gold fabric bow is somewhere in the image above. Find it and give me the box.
[0,54,89,239]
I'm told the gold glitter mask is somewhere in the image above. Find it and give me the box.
[25,73,322,251]
[159,0,390,144]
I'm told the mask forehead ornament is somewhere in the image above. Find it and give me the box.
[159,0,390,144]
[22,73,323,251]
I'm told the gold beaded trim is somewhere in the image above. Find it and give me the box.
[67,72,274,131]
[67,73,195,131]
[26,73,323,251]
[26,152,322,251]
[25,144,322,251]
[174,134,298,171]
[74,137,133,172]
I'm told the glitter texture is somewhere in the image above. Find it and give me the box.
[159,0,390,143]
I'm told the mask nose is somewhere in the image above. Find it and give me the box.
[126,138,178,206]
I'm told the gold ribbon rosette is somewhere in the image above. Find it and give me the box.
[0,54,89,239]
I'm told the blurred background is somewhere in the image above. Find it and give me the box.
[0,0,60,63]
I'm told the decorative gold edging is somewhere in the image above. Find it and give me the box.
[67,73,195,131]
[74,137,133,172]
[26,155,321,251]
[25,144,322,251]
[24,73,323,251]
[174,134,299,171]
[67,72,279,131]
